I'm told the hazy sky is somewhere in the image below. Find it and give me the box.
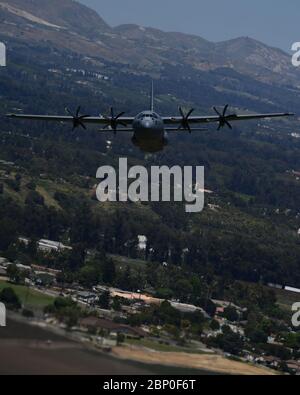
[79,0,299,52]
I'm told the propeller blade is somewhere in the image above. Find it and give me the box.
[187,108,194,118]
[79,121,87,130]
[178,107,194,132]
[214,105,234,130]
[66,108,74,117]
[213,107,221,117]
[116,112,125,119]
[66,106,89,130]
[223,104,229,117]
[225,120,232,129]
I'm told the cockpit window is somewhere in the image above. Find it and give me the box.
[137,113,159,120]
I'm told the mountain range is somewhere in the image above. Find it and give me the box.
[1,1,300,289]
[0,0,300,117]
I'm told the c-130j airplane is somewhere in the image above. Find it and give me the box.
[8,82,294,153]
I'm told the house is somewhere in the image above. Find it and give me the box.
[76,291,97,304]
[286,360,300,373]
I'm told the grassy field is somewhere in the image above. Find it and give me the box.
[126,338,208,354]
[0,280,54,310]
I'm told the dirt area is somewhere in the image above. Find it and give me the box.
[112,345,277,376]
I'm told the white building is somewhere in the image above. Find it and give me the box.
[19,237,72,253]
[38,239,72,253]
[137,235,147,251]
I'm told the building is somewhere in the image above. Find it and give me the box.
[34,272,56,286]
[38,239,72,253]
[19,237,72,253]
[76,291,97,304]
[137,235,147,251]
[286,360,300,374]
[31,265,62,276]
[285,286,300,294]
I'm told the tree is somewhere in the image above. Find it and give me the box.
[69,244,86,270]
[0,287,21,310]
[98,291,110,310]
[25,191,45,206]
[0,219,17,252]
[222,306,239,322]
[209,328,244,356]
[7,264,25,285]
[173,279,193,302]
[117,333,125,345]
[210,319,220,331]
[112,297,122,311]
[78,264,100,287]
[45,297,81,329]
[102,258,116,284]
[246,328,268,344]
[156,288,174,300]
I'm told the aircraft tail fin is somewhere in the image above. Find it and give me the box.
[150,80,154,112]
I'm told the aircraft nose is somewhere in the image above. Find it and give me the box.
[141,119,153,129]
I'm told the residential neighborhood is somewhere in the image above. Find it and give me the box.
[0,235,299,375]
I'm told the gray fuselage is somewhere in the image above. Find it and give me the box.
[132,110,167,152]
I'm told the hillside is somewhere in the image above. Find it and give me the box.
[0,0,300,291]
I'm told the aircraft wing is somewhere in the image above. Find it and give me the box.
[165,128,208,132]
[7,113,135,125]
[163,112,294,126]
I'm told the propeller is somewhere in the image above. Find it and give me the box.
[66,106,90,131]
[178,107,194,133]
[103,107,127,134]
[213,105,235,130]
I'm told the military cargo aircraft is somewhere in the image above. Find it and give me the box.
[8,82,294,152]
